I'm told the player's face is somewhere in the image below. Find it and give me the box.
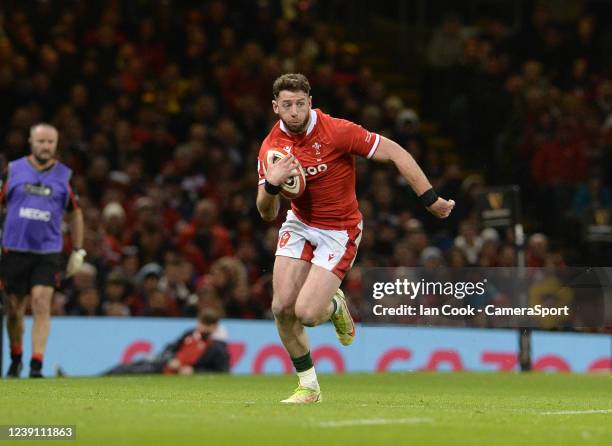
[197,322,217,336]
[30,127,59,164]
[273,90,312,134]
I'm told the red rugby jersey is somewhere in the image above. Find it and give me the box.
[258,109,380,230]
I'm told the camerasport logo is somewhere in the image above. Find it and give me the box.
[279,231,291,248]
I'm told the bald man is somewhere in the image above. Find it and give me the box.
[0,123,85,378]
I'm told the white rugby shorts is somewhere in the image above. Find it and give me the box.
[275,210,363,279]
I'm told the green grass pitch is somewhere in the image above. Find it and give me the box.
[1,373,611,445]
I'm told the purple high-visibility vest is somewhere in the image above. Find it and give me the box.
[1,157,72,253]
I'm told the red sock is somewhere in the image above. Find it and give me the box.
[31,352,44,362]
[11,344,23,356]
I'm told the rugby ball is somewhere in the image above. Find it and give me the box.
[262,148,307,199]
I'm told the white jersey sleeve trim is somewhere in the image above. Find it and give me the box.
[366,134,381,159]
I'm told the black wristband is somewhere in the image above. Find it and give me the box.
[264,180,281,195]
[419,187,438,207]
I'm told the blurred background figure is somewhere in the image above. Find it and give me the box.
[102,308,230,375]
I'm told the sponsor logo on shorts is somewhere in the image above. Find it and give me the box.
[279,231,291,248]
[328,253,336,261]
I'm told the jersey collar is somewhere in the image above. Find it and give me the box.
[279,109,317,137]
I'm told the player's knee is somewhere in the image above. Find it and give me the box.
[7,306,23,319]
[271,298,295,322]
[7,298,26,317]
[30,296,51,316]
[294,306,322,327]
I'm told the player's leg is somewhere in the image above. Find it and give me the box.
[29,285,54,378]
[6,294,28,377]
[294,223,362,345]
[293,265,341,327]
[293,265,356,346]
[28,253,61,378]
[280,263,354,404]
[272,255,323,403]
[1,251,31,377]
[272,212,323,403]
[271,255,311,358]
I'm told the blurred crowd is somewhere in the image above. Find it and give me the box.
[0,1,609,322]
[425,5,612,257]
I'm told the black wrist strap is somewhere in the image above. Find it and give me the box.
[264,180,281,195]
[419,187,438,207]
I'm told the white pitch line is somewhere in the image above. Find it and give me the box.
[318,418,433,428]
[540,409,612,415]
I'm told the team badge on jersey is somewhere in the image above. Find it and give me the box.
[312,142,322,161]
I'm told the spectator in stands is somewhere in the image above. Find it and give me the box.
[102,269,131,316]
[144,288,179,317]
[159,252,197,316]
[224,284,264,319]
[101,201,126,264]
[70,288,102,316]
[526,233,549,268]
[572,172,611,214]
[178,199,234,274]
[127,262,161,316]
[427,14,465,68]
[454,221,482,265]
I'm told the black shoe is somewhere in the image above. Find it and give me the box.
[7,361,23,378]
[29,368,43,378]
[29,358,43,378]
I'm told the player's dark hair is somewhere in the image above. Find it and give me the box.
[198,307,221,325]
[272,73,310,99]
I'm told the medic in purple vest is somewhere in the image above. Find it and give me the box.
[0,123,85,378]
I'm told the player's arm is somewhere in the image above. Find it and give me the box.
[0,170,7,218]
[256,154,300,221]
[256,185,281,222]
[0,167,9,241]
[65,182,86,277]
[372,136,455,218]
[66,183,84,249]
[69,208,84,249]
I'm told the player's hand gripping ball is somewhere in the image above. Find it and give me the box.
[262,148,307,199]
